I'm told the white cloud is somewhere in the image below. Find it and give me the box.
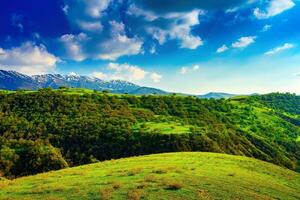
[216,45,229,53]
[127,4,158,21]
[59,20,143,61]
[97,21,143,60]
[77,21,103,32]
[60,1,204,61]
[81,0,112,18]
[150,72,162,83]
[147,28,167,45]
[60,33,89,61]
[92,63,162,83]
[180,65,200,74]
[92,71,107,79]
[0,42,59,75]
[232,36,256,48]
[107,62,147,81]
[265,43,294,55]
[254,0,295,19]
[63,0,112,33]
[147,10,203,50]
[261,24,272,32]
[62,0,134,61]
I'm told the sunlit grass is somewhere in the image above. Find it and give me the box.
[0,152,299,200]
[133,121,193,134]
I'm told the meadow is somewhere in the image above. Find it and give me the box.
[1,152,299,200]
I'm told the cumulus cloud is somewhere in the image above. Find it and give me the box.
[63,0,112,33]
[60,0,144,61]
[150,72,162,83]
[59,0,266,62]
[65,0,112,19]
[59,21,143,61]
[232,36,256,48]
[254,0,295,19]
[60,0,211,61]
[180,65,200,74]
[216,45,229,53]
[146,10,203,49]
[92,62,162,83]
[0,42,59,75]
[96,21,143,60]
[60,33,89,61]
[107,62,147,81]
[265,43,294,55]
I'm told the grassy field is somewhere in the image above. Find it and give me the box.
[133,122,193,134]
[0,152,299,200]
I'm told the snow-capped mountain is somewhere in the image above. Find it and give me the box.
[0,70,167,94]
[0,70,39,90]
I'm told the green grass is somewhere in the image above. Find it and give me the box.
[1,152,299,200]
[133,121,193,134]
[297,136,300,142]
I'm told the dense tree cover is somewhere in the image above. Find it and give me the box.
[0,89,299,178]
[250,93,300,115]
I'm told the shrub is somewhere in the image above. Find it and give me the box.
[144,175,156,182]
[164,180,184,190]
[111,181,122,189]
[127,168,142,176]
[99,187,113,200]
[127,189,142,200]
[136,182,148,189]
[152,168,168,174]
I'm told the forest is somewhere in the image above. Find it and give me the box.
[0,89,299,178]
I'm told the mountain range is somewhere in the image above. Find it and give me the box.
[0,70,167,95]
[0,70,238,98]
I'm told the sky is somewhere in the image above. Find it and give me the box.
[0,0,300,94]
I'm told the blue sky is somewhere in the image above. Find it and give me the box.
[0,0,300,94]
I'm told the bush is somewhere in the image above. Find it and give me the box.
[0,141,68,178]
[99,187,113,200]
[164,180,184,190]
[127,189,142,200]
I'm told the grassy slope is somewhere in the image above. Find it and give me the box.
[1,152,299,200]
[133,122,193,134]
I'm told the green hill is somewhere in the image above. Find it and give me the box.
[0,152,299,200]
[0,89,300,179]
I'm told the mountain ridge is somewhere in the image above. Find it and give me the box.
[0,70,166,95]
[0,69,239,98]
